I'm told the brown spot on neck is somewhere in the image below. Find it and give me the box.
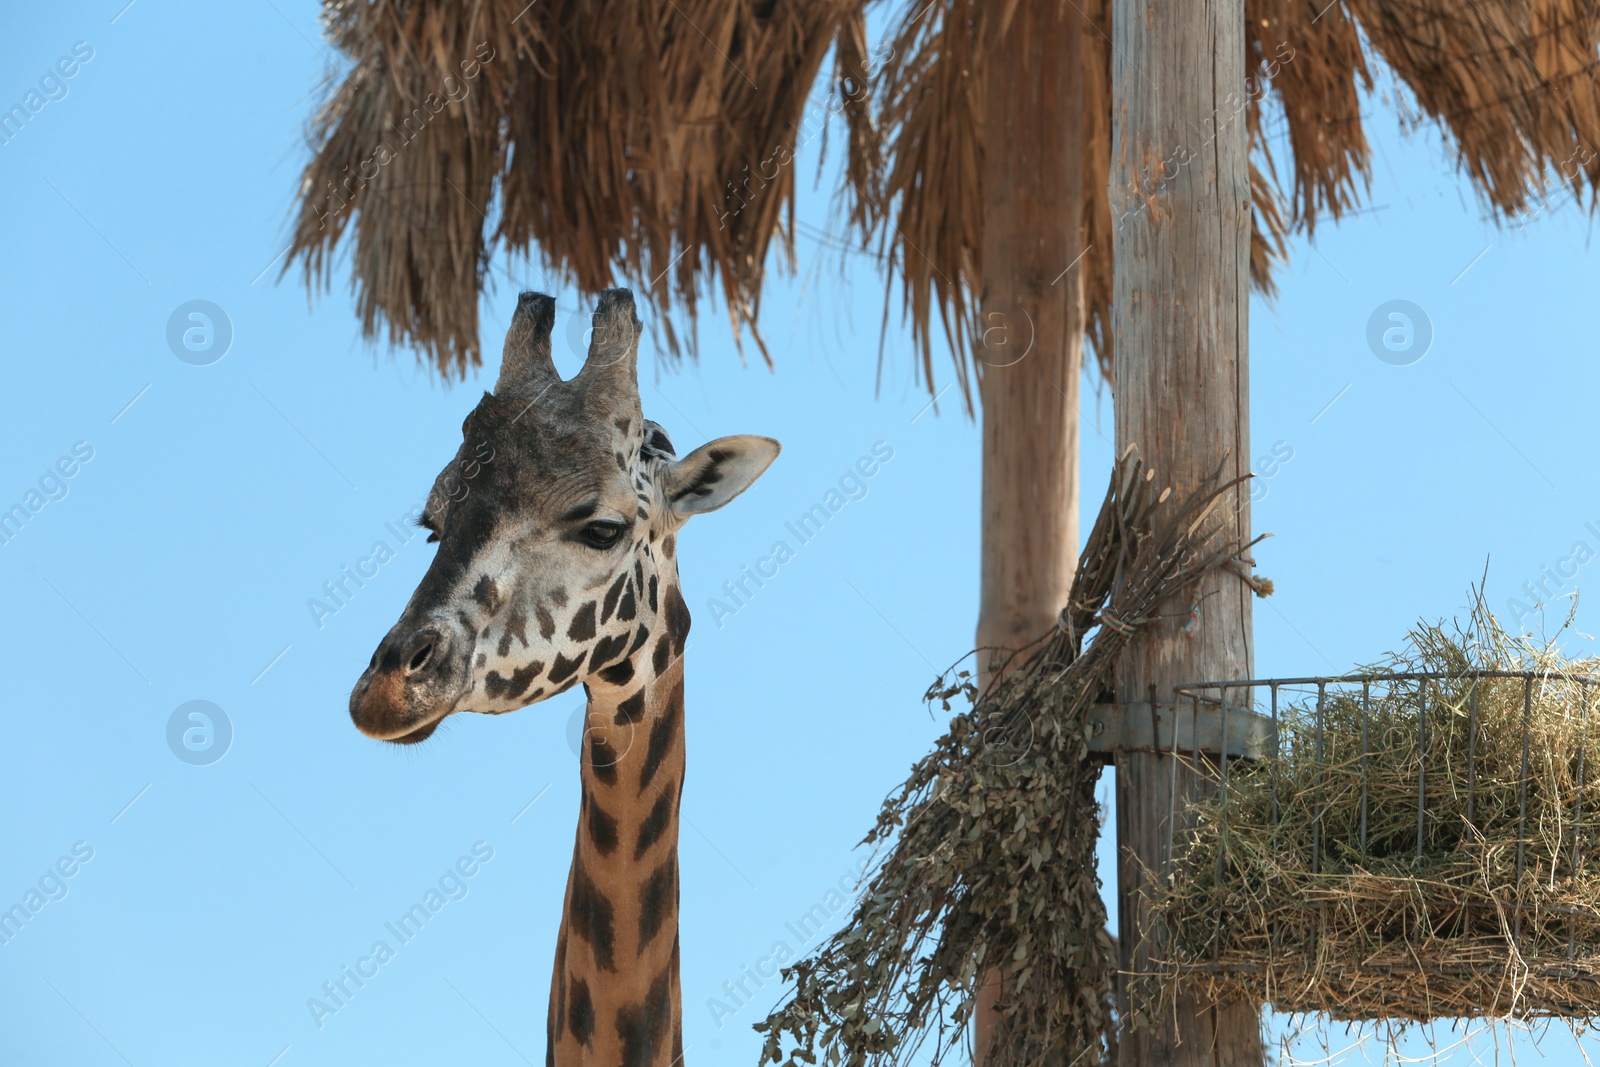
[553,663,686,1067]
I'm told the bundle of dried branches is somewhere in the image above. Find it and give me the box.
[287,0,1600,392]
[1156,601,1600,1021]
[751,451,1269,1067]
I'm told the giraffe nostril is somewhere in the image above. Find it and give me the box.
[401,627,448,677]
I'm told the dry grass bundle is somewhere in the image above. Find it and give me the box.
[752,451,1269,1067]
[1156,601,1600,1021]
[288,1,1600,390]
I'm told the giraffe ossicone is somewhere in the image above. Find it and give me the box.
[349,288,779,1067]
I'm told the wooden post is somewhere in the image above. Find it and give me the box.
[1110,0,1263,1065]
[972,2,1085,1057]
[974,0,1085,676]
[973,1,1085,1056]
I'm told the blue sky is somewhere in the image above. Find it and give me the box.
[2,3,1598,1066]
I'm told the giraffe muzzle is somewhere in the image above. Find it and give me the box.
[349,616,470,743]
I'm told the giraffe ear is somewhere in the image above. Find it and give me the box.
[664,435,780,517]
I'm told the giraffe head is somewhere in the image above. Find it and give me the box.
[350,289,779,744]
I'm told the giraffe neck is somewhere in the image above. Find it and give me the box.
[548,650,686,1067]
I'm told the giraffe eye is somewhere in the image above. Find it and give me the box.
[579,521,626,550]
[415,511,441,544]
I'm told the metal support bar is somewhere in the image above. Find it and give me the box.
[1086,699,1276,760]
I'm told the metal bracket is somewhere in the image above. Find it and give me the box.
[1085,700,1276,761]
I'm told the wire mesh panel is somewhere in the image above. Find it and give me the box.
[1154,670,1600,1020]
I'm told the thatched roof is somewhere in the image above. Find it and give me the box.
[287,0,1600,396]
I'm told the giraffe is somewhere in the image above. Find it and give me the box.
[348,288,780,1067]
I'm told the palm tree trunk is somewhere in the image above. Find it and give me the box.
[972,1,1085,1061]
[1110,0,1263,1065]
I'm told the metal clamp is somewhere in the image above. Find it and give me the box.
[1085,699,1276,760]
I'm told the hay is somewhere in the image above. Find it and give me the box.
[1155,598,1600,1022]
[287,0,1600,388]
[753,450,1270,1067]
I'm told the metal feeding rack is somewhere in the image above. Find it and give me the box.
[1145,669,1600,1020]
[1168,670,1598,878]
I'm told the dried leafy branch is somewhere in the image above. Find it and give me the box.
[753,451,1269,1067]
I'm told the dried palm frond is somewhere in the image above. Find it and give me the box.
[287,0,1600,392]
[290,0,864,377]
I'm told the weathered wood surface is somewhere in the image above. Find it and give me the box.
[974,0,1086,683]
[972,1,1086,1059]
[1111,0,1262,1065]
